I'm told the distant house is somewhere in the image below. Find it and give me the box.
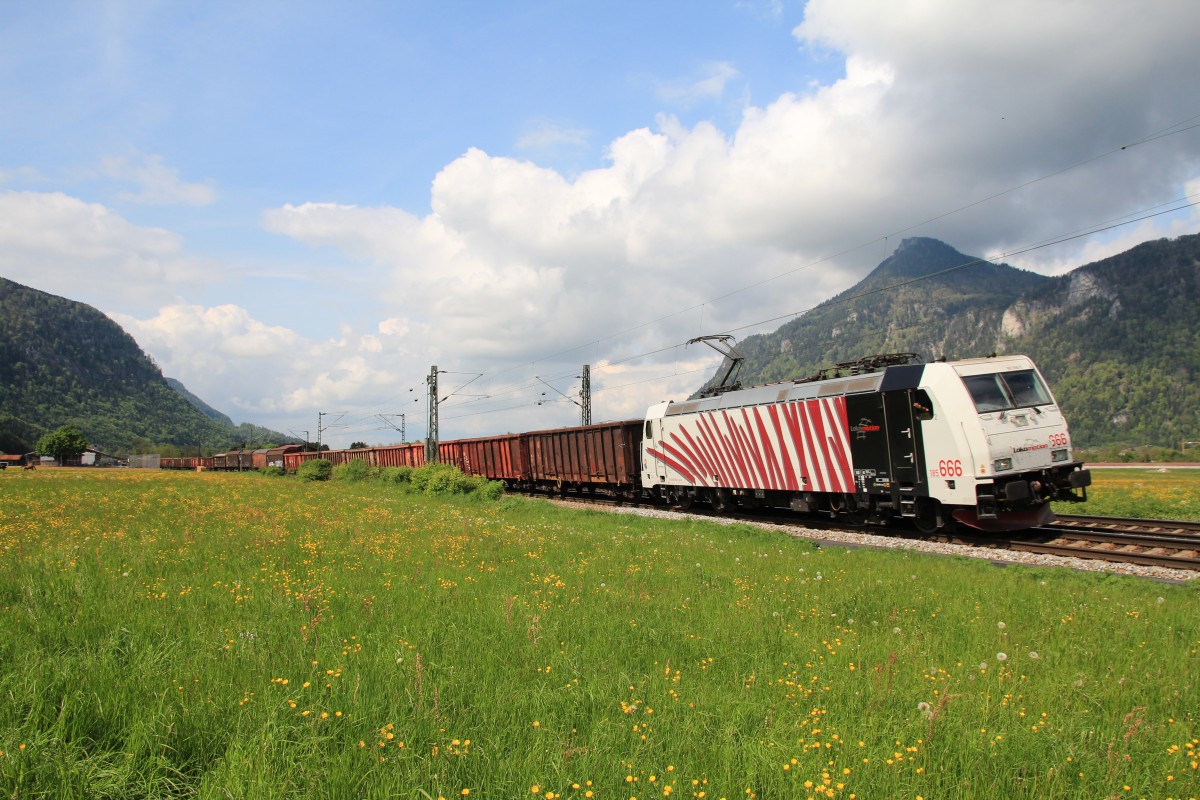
[59,447,124,467]
[0,453,29,469]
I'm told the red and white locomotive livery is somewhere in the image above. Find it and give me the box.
[641,353,1091,532]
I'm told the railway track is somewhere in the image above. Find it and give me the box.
[546,492,1200,573]
[1050,513,1200,536]
[1001,514,1200,571]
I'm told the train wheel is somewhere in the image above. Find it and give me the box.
[838,496,868,527]
[912,499,943,534]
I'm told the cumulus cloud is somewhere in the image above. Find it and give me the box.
[111,304,298,373]
[0,190,209,307]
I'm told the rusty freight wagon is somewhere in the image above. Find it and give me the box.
[439,434,528,484]
[525,420,643,495]
[370,443,426,468]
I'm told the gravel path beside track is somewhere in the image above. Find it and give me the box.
[550,500,1199,583]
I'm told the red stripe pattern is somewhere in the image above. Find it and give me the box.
[645,397,854,493]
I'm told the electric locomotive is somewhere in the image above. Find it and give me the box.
[641,353,1090,532]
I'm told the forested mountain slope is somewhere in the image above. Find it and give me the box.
[0,277,279,454]
[1004,235,1200,447]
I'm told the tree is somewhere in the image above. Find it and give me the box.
[349,441,367,450]
[37,424,89,463]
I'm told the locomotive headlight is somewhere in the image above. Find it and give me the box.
[993,457,1013,472]
[1051,448,1069,462]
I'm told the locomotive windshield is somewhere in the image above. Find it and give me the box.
[962,369,1051,413]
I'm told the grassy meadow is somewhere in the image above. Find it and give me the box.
[1052,467,1200,521]
[0,469,1197,800]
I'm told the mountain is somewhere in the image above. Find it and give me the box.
[0,277,289,455]
[716,238,1050,388]
[709,235,1200,448]
[166,377,234,426]
[1003,235,1200,448]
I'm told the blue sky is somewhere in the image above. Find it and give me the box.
[3,1,1199,447]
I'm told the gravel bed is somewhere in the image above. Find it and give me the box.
[549,500,1198,583]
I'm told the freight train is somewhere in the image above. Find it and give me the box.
[164,353,1091,532]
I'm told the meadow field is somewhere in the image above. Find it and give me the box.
[0,469,1197,799]
[1052,466,1200,521]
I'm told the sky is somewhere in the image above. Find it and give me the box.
[2,0,1199,449]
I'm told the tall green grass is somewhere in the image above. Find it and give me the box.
[1,470,1197,799]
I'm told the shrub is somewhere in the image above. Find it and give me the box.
[378,466,413,484]
[259,466,286,478]
[474,479,505,502]
[408,463,450,493]
[296,459,332,482]
[332,458,372,482]
[407,463,504,499]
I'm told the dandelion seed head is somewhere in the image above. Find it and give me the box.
[1028,652,1040,660]
[893,627,901,634]
[996,652,1008,662]
[980,662,988,670]
[997,621,1006,630]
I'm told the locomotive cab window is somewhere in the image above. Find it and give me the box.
[912,389,934,420]
[1003,369,1051,408]
[962,369,1051,413]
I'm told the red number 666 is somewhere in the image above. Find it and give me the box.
[938,459,963,477]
